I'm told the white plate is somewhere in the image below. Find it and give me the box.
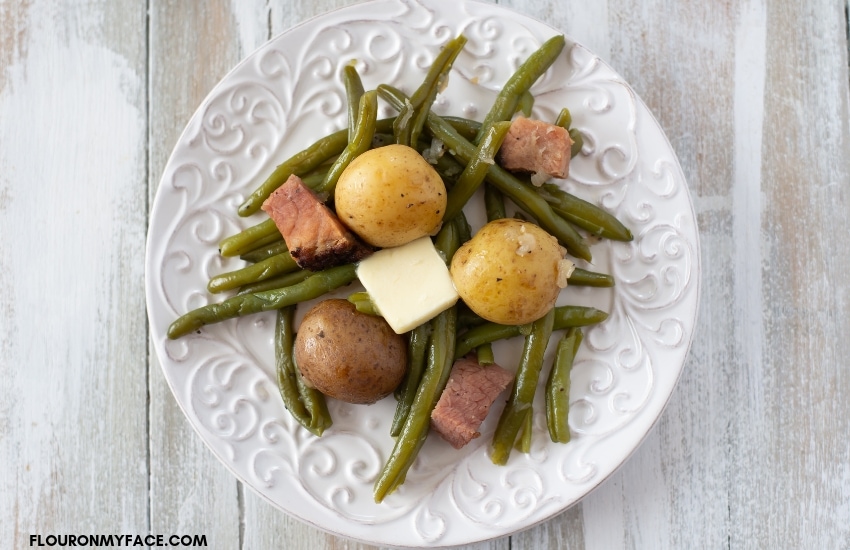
[145,0,700,546]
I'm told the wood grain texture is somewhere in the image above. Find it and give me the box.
[0,0,149,548]
[3,0,850,548]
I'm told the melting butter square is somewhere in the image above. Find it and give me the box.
[356,236,459,334]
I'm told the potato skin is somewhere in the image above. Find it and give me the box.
[334,144,446,248]
[294,299,407,404]
[450,218,565,325]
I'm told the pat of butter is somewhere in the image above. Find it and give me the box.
[356,236,459,334]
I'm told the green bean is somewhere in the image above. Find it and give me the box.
[408,34,467,146]
[237,269,311,295]
[207,252,299,294]
[347,291,379,316]
[555,107,571,129]
[219,218,280,258]
[484,184,507,221]
[546,328,581,443]
[316,90,378,196]
[343,65,365,142]
[443,121,511,222]
[275,306,332,436]
[568,267,615,287]
[517,90,534,117]
[538,182,633,242]
[569,128,583,158]
[373,221,460,502]
[240,240,289,263]
[378,85,592,261]
[443,116,482,141]
[394,34,467,147]
[390,322,432,437]
[475,343,495,365]
[473,35,565,144]
[491,307,555,465]
[514,408,533,453]
[553,108,582,159]
[167,264,357,339]
[237,118,396,217]
[454,305,608,359]
[454,209,473,244]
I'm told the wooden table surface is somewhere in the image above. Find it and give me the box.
[3,0,850,548]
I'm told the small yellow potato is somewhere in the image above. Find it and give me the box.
[450,218,573,325]
[334,144,446,248]
[294,299,407,404]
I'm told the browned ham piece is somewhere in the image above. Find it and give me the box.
[430,356,515,449]
[497,116,573,179]
[261,174,372,271]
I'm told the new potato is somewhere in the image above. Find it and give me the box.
[450,218,571,325]
[334,144,446,248]
[294,299,407,404]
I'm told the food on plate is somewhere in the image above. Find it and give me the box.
[166,28,637,500]
[430,356,515,449]
[545,327,582,444]
[498,116,574,180]
[262,174,372,271]
[356,236,458,334]
[450,218,575,325]
[334,144,447,248]
[294,299,407,404]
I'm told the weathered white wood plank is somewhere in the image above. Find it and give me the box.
[0,0,149,547]
[147,1,244,547]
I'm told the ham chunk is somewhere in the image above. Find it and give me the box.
[430,356,515,449]
[497,116,573,180]
[261,175,372,271]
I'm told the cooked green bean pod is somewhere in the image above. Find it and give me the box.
[316,90,378,196]
[514,408,533,453]
[537,182,633,242]
[378,85,592,262]
[443,121,511,222]
[219,218,280,258]
[491,308,555,465]
[568,267,615,287]
[347,291,379,316]
[240,240,289,263]
[473,35,565,144]
[569,128,583,158]
[237,269,311,295]
[443,116,482,141]
[275,306,332,436]
[546,328,581,443]
[207,251,299,294]
[167,264,357,339]
[390,322,432,437]
[454,305,608,359]
[343,65,365,142]
[553,107,583,159]
[475,343,495,365]
[409,34,468,146]
[484,184,507,221]
[555,107,571,129]
[517,90,534,117]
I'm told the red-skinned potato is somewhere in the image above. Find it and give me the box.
[294,299,407,404]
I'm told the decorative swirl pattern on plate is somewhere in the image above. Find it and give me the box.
[145,0,700,546]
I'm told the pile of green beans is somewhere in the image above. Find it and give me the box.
[168,31,636,494]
